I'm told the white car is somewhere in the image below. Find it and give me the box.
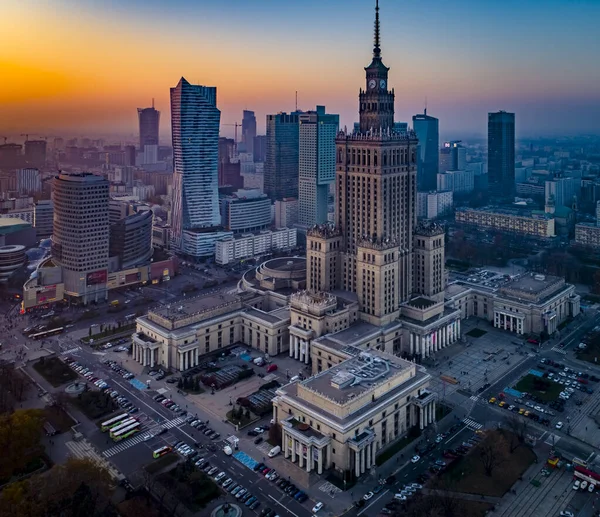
[394,494,407,501]
[581,481,588,490]
[555,422,564,430]
[411,455,421,463]
[410,483,423,490]
[363,491,374,501]
[589,484,596,493]
[312,502,324,513]
[143,433,154,441]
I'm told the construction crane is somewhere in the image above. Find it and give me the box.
[222,123,242,153]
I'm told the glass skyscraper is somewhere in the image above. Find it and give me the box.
[488,110,515,198]
[264,112,300,201]
[412,110,439,191]
[298,106,339,227]
[170,77,230,256]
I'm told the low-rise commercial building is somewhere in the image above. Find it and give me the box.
[455,206,555,238]
[221,189,272,233]
[215,228,297,265]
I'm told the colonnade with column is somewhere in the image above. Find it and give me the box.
[281,427,330,475]
[132,343,159,368]
[178,348,200,372]
[350,440,376,477]
[418,400,436,430]
[408,319,461,359]
[494,311,525,335]
[289,334,311,364]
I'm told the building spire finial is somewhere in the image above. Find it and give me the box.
[373,0,381,58]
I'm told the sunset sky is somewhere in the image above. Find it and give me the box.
[1,0,599,141]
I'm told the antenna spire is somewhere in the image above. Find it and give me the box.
[373,0,381,58]
[152,97,155,109]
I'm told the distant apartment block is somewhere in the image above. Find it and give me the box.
[17,168,42,194]
[33,200,54,239]
[437,169,474,194]
[215,228,297,265]
[575,223,600,249]
[455,206,555,238]
[417,191,453,219]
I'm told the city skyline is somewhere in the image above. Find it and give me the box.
[2,0,599,138]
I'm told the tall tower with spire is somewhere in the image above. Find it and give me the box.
[306,0,419,327]
[359,0,395,133]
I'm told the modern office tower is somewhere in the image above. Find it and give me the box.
[138,102,160,150]
[109,209,153,269]
[264,112,300,201]
[16,168,41,194]
[218,137,243,189]
[242,110,257,155]
[275,198,299,228]
[33,199,54,238]
[306,1,419,326]
[124,145,136,166]
[544,176,581,209]
[51,172,110,303]
[412,222,445,302]
[488,111,515,198]
[170,77,231,257]
[298,106,339,228]
[24,140,47,168]
[439,140,466,172]
[253,135,267,162]
[221,189,272,233]
[412,110,439,191]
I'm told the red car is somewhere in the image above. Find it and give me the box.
[527,338,539,345]
[266,364,278,373]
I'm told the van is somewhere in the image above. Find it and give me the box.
[266,364,278,373]
[223,445,233,456]
[268,446,281,458]
[253,357,265,366]
[290,375,300,382]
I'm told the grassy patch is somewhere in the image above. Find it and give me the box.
[44,405,76,433]
[144,453,179,475]
[157,463,220,511]
[466,328,487,338]
[33,357,77,387]
[514,374,562,402]
[72,390,118,420]
[375,429,420,466]
[437,430,535,497]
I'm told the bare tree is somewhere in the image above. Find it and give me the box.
[504,414,529,452]
[478,435,509,476]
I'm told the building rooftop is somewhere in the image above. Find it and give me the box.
[456,205,554,220]
[408,297,437,309]
[149,289,241,322]
[301,350,410,405]
[0,217,32,235]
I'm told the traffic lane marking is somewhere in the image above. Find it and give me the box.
[268,494,299,517]
[358,489,389,516]
[445,425,468,445]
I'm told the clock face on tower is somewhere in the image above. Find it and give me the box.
[368,79,376,89]
[380,79,386,89]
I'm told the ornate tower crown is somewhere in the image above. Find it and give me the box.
[359,0,395,134]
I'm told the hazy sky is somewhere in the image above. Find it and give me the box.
[1,0,599,141]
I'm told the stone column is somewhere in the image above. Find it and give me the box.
[457,319,461,338]
[150,349,154,368]
[306,341,310,364]
[179,353,183,371]
[419,407,424,430]
[289,335,294,357]
[299,445,304,468]
[306,445,312,472]
[295,337,300,360]
[410,333,414,355]
[355,450,360,477]
[432,400,436,424]
[366,443,372,469]
[317,447,323,475]
[283,430,289,458]
[371,442,376,466]
[291,438,297,463]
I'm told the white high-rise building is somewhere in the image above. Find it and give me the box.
[170,77,231,257]
[417,191,453,219]
[298,106,339,228]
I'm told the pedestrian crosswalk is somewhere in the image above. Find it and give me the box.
[66,440,122,479]
[162,416,186,429]
[61,346,81,356]
[469,395,480,401]
[551,345,567,355]
[103,433,148,457]
[102,416,186,458]
[463,418,483,431]
[318,481,342,497]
